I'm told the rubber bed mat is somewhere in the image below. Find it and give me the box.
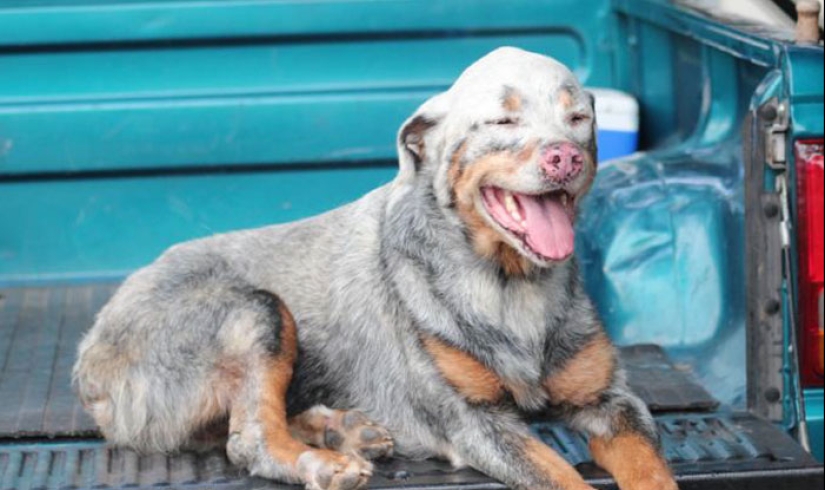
[620,344,719,412]
[0,284,719,439]
[0,285,119,438]
[0,413,821,490]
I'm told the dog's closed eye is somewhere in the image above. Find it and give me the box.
[486,117,520,127]
[568,113,591,126]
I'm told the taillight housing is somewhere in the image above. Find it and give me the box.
[796,139,824,388]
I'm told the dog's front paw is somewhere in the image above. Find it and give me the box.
[297,450,373,490]
[324,410,394,460]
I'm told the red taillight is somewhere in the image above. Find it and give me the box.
[796,139,824,387]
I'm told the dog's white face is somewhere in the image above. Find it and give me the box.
[398,47,598,275]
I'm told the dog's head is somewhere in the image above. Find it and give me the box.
[396,47,597,275]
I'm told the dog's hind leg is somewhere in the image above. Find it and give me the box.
[225,291,372,490]
[289,406,394,460]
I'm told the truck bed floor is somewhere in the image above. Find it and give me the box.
[0,284,821,489]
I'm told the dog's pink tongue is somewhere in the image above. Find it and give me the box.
[516,194,575,260]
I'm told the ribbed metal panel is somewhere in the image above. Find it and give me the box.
[0,413,821,490]
[0,442,246,490]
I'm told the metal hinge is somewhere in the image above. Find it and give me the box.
[764,101,790,170]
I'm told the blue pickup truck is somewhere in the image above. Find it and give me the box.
[0,1,822,489]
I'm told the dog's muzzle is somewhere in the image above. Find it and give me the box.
[540,143,584,185]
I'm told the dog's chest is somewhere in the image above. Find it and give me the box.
[421,333,548,410]
[413,270,560,409]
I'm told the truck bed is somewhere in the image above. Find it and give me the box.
[0,283,821,490]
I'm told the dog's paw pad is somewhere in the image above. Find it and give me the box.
[324,411,394,460]
[299,451,372,490]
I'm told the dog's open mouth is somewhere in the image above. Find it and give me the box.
[481,186,576,262]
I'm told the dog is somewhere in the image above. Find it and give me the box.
[73,47,678,490]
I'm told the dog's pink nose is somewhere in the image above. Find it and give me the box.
[541,143,584,182]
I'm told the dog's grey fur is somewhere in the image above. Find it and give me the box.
[74,48,674,490]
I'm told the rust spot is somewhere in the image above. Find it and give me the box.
[421,335,504,404]
[523,438,592,489]
[590,433,677,490]
[544,333,616,406]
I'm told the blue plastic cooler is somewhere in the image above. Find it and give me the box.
[590,88,640,162]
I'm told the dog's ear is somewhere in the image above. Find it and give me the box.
[584,90,596,112]
[583,90,598,159]
[396,93,448,183]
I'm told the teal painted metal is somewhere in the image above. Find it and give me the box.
[0,0,610,47]
[0,0,615,279]
[804,390,824,462]
[0,0,615,175]
[0,35,584,174]
[0,165,396,285]
[613,0,784,67]
[784,46,825,139]
[577,0,790,408]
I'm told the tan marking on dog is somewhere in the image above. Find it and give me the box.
[502,92,522,112]
[544,333,615,406]
[447,140,470,191]
[422,336,504,404]
[258,302,313,465]
[216,357,247,393]
[523,438,595,490]
[253,305,371,486]
[450,151,535,276]
[190,357,246,433]
[496,243,533,276]
[590,433,678,490]
[558,88,575,110]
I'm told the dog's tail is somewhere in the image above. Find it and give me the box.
[72,333,209,453]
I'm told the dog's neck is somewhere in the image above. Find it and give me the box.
[379,178,579,369]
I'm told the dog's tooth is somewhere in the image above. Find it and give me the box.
[561,193,569,206]
[504,191,522,221]
[504,192,517,212]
